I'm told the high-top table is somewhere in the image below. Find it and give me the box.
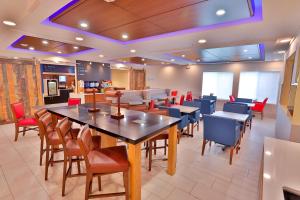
[47,103,180,200]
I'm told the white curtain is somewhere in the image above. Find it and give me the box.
[202,72,234,100]
[238,72,280,104]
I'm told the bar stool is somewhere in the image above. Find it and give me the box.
[34,109,48,165]
[77,125,129,200]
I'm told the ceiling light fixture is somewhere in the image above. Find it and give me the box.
[75,37,84,41]
[89,62,92,65]
[57,51,62,54]
[122,34,129,39]
[181,55,186,58]
[80,22,88,28]
[141,58,145,61]
[42,40,48,45]
[2,20,16,26]
[279,38,292,43]
[216,9,226,16]
[198,39,207,44]
[243,49,248,52]
[130,49,136,53]
[170,59,175,62]
[20,43,28,47]
[277,50,285,54]
[73,46,79,50]
[28,46,35,50]
[99,54,104,58]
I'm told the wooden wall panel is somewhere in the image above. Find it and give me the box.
[0,59,43,123]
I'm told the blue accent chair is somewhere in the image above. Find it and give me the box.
[183,101,201,136]
[223,102,253,129]
[168,108,189,141]
[202,95,217,111]
[194,99,214,116]
[202,115,242,165]
[235,98,253,103]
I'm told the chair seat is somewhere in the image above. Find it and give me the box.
[88,146,129,174]
[17,118,37,126]
[48,131,71,145]
[66,140,82,156]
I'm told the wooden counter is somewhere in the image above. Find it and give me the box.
[84,93,106,103]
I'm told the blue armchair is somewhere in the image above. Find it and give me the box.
[195,99,214,116]
[202,115,242,165]
[235,98,252,103]
[183,101,201,136]
[168,108,189,141]
[202,95,217,101]
[223,102,253,129]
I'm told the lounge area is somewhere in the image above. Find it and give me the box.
[1,1,300,200]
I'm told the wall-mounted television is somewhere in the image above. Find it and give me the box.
[59,75,66,82]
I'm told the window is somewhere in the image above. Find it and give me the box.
[238,72,280,104]
[202,72,234,99]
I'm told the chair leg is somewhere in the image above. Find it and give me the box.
[22,127,26,136]
[97,176,102,191]
[62,155,68,196]
[39,137,44,166]
[123,171,129,200]
[201,139,206,156]
[164,139,167,155]
[261,111,263,120]
[197,121,199,131]
[45,145,50,180]
[145,141,149,158]
[191,124,194,137]
[229,147,234,165]
[77,156,81,174]
[148,141,152,171]
[209,141,212,147]
[154,141,157,155]
[68,156,73,176]
[50,145,54,167]
[85,173,92,200]
[250,119,252,130]
[14,125,19,142]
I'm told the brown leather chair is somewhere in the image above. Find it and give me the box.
[34,109,48,166]
[77,125,129,200]
[56,117,91,196]
[38,112,66,180]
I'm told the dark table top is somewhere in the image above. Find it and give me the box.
[47,103,180,144]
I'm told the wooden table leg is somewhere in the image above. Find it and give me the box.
[127,143,141,200]
[167,124,177,175]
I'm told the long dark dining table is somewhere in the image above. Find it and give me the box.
[47,103,180,200]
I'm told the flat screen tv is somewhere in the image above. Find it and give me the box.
[59,75,66,82]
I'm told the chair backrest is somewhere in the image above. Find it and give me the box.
[10,102,25,121]
[179,95,185,105]
[186,91,193,101]
[68,98,81,106]
[149,100,155,110]
[168,108,181,118]
[56,117,72,148]
[235,97,252,103]
[229,95,235,102]
[77,125,94,169]
[200,99,213,115]
[203,95,217,101]
[164,98,170,107]
[223,102,248,114]
[38,112,55,143]
[203,115,239,146]
[171,90,178,97]
[34,109,48,121]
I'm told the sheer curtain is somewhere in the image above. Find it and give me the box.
[238,72,280,104]
[202,72,234,100]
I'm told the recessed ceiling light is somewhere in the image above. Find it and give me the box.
[141,58,145,61]
[130,49,136,53]
[57,51,62,54]
[75,37,84,41]
[99,54,104,58]
[13,57,18,59]
[2,20,16,26]
[89,62,92,65]
[73,46,79,50]
[181,54,186,57]
[277,50,285,54]
[80,22,88,28]
[28,46,35,50]
[198,39,207,44]
[122,34,129,39]
[243,49,248,52]
[102,63,105,66]
[171,59,175,62]
[196,59,201,62]
[263,173,271,180]
[248,56,253,59]
[20,43,28,47]
[216,9,226,16]
[42,40,48,45]
[279,38,292,43]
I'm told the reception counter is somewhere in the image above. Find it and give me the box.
[261,137,300,200]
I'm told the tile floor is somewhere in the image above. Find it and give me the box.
[0,116,275,200]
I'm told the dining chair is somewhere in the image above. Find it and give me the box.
[202,95,217,112]
[168,107,189,138]
[186,91,193,101]
[38,112,65,180]
[183,101,201,137]
[202,115,242,165]
[195,99,214,116]
[11,102,38,141]
[68,98,81,106]
[77,125,129,200]
[34,108,48,165]
[56,117,88,196]
[170,90,178,104]
[251,98,268,119]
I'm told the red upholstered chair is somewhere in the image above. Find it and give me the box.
[229,95,236,102]
[251,98,268,119]
[149,99,155,110]
[78,125,129,200]
[186,91,193,101]
[170,90,178,104]
[68,98,81,106]
[175,95,185,105]
[11,102,38,141]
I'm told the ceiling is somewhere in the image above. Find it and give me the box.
[0,0,299,66]
[50,0,253,41]
[11,35,92,56]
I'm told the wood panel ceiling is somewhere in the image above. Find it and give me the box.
[111,57,172,66]
[12,35,92,55]
[50,0,253,41]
